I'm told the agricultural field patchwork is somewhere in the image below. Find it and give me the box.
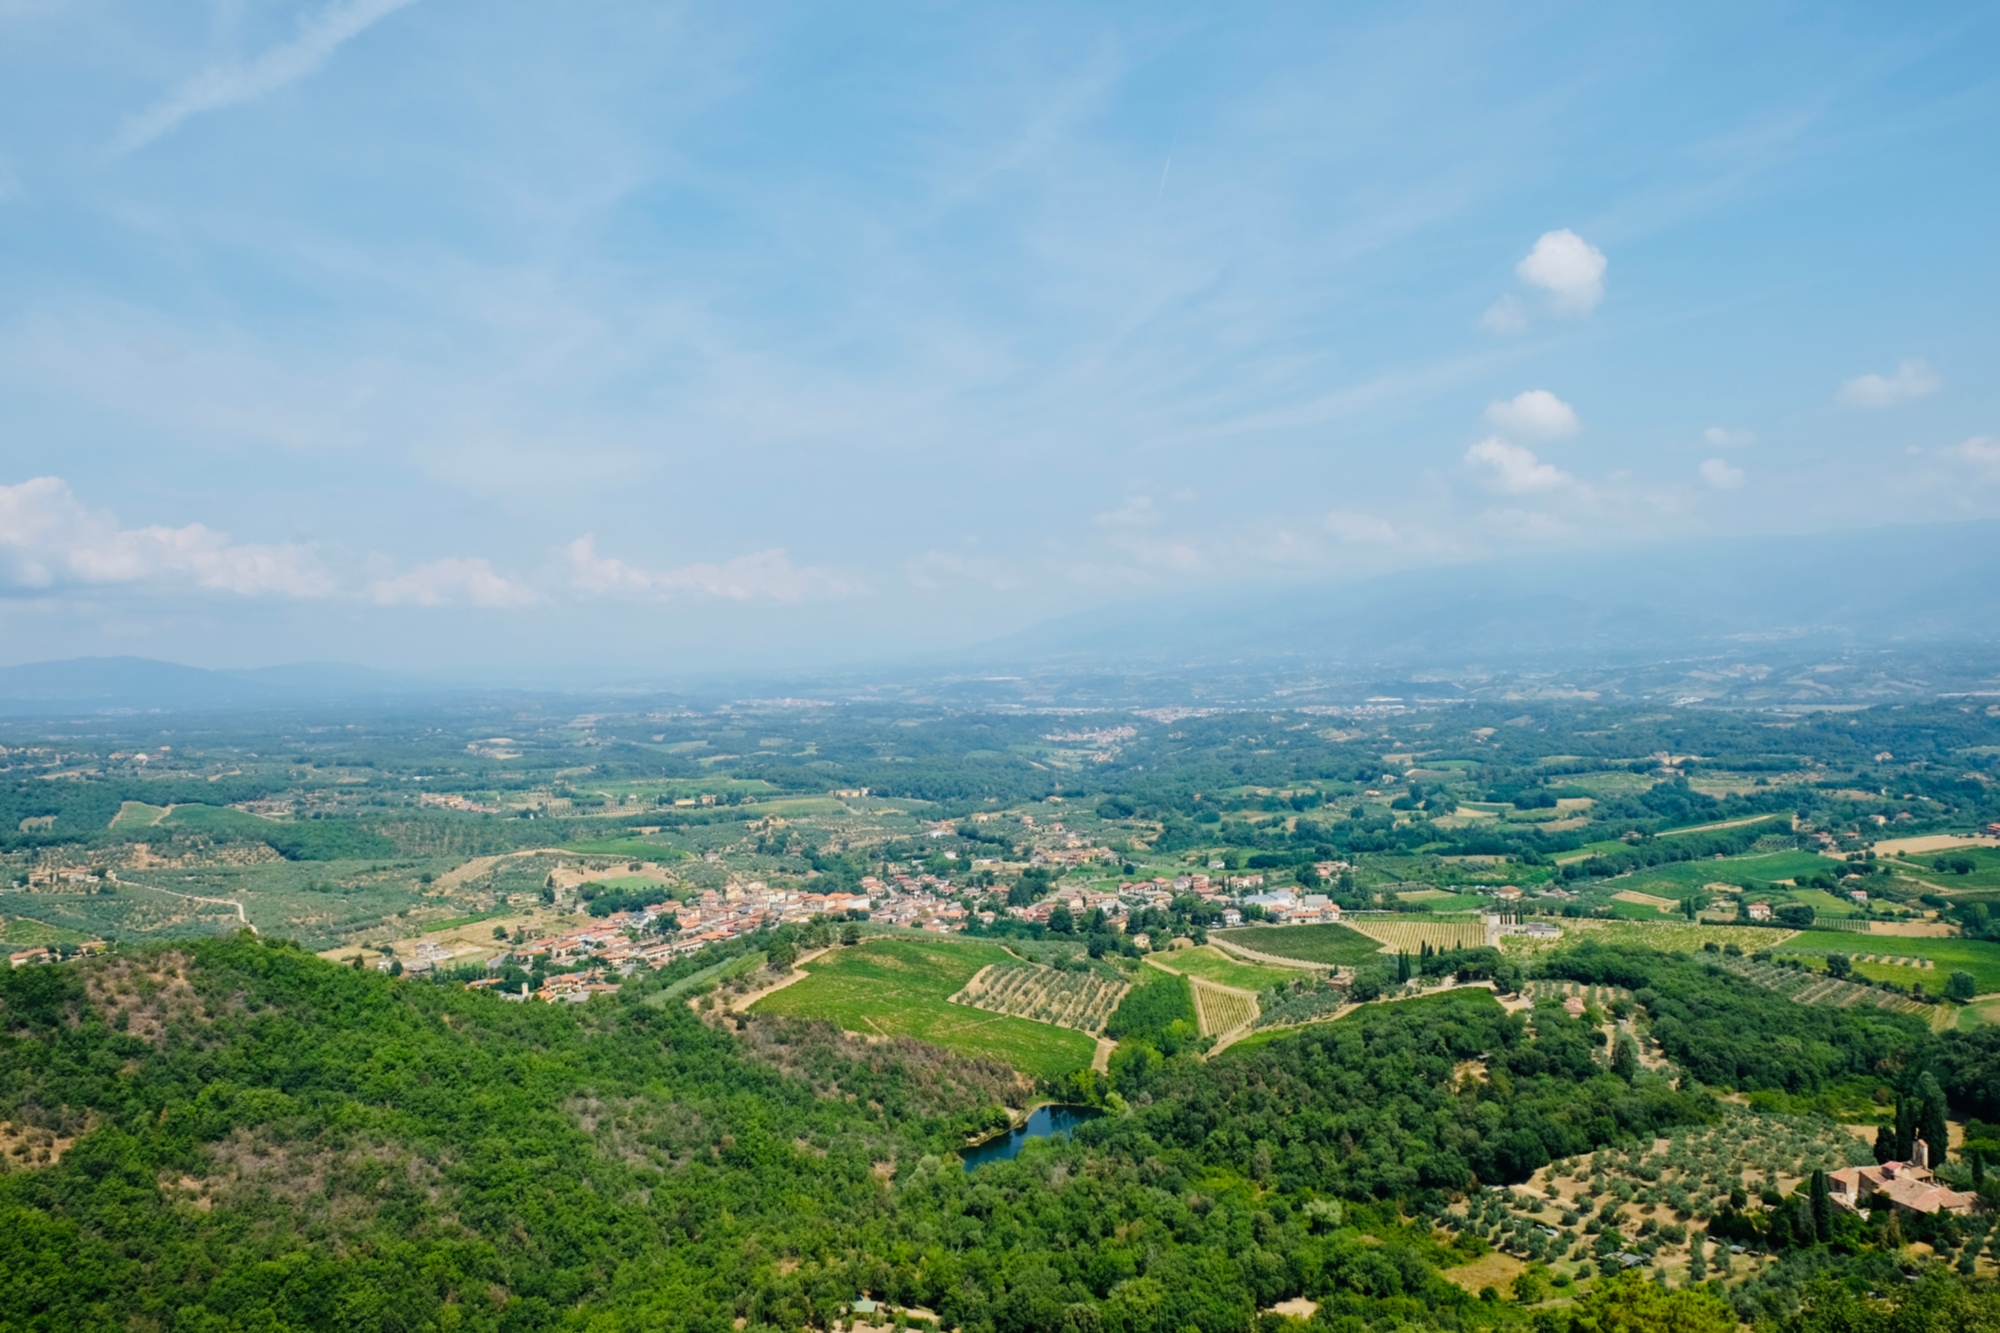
[750,935,1096,1079]
[949,962,1129,1034]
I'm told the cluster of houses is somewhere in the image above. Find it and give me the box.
[1239,887,1343,925]
[9,939,107,968]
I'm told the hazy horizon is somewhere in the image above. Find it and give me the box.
[2,2,1995,674]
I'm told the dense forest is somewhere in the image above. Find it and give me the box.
[5,933,2000,1331]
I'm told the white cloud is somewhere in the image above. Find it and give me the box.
[564,535,856,602]
[1704,426,1755,448]
[0,476,331,596]
[1464,438,1572,494]
[1484,390,1580,439]
[1323,510,1399,544]
[1946,436,2000,475]
[1699,458,1745,490]
[1480,296,1528,336]
[367,557,539,608]
[113,0,420,154]
[1091,496,1161,530]
[1838,359,1942,408]
[1515,229,1608,316]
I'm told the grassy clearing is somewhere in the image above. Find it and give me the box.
[1782,931,2000,994]
[1161,945,1297,991]
[1214,923,1384,967]
[108,801,168,830]
[752,936,1094,1079]
[1787,888,1863,918]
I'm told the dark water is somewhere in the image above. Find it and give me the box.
[960,1104,1101,1170]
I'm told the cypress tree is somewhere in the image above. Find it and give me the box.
[1397,951,1411,983]
[1612,1032,1639,1082]
[1809,1168,1833,1243]
[1918,1072,1950,1167]
[1975,1151,1987,1189]
[1894,1092,1917,1160]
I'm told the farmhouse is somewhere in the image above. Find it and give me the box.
[1828,1143,1978,1217]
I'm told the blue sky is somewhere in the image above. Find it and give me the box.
[0,1,1995,674]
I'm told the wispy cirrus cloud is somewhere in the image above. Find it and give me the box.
[0,476,332,596]
[112,0,420,155]
[564,535,858,602]
[367,557,540,609]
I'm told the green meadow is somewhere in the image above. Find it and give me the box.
[1161,945,1299,992]
[1781,931,2000,996]
[1213,922,1385,966]
[751,935,1095,1079]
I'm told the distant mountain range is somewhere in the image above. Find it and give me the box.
[0,657,429,716]
[3,522,1996,714]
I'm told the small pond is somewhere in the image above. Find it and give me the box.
[960,1104,1101,1171]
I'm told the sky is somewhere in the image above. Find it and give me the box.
[0,0,1995,676]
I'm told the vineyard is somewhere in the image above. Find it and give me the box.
[1346,914,1488,953]
[1190,979,1258,1038]
[1714,954,1940,1025]
[949,963,1130,1034]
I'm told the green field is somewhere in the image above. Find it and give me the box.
[108,800,169,830]
[1781,931,2000,996]
[1161,945,1298,991]
[563,837,693,860]
[1214,923,1385,966]
[0,916,95,948]
[750,936,1095,1079]
[1788,888,1864,918]
[1564,919,1795,955]
[1890,846,2000,891]
[1401,892,1491,912]
[1609,850,1836,899]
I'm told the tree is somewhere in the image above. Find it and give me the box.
[1826,953,1851,979]
[1048,904,1075,935]
[1612,1032,1640,1082]
[1545,1273,1735,1333]
[1948,970,1978,1003]
[1919,1072,1950,1166]
[1396,951,1412,983]
[1809,1167,1833,1244]
[765,936,799,972]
